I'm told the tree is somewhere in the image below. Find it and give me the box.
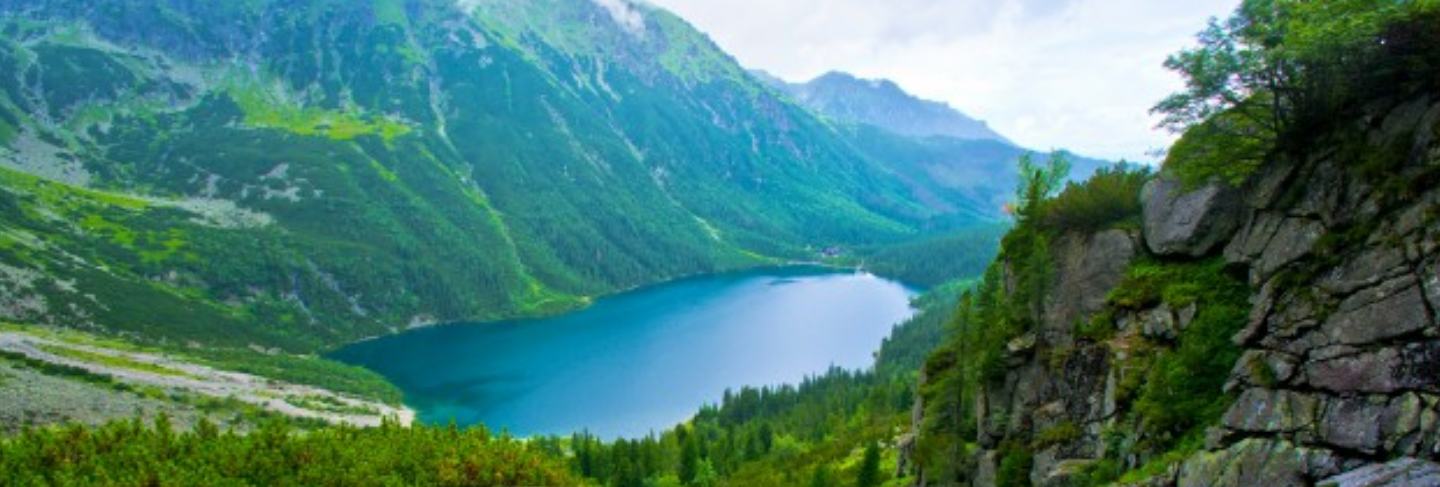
[856,442,882,487]
[1013,152,1070,222]
[679,432,701,485]
[1154,0,1438,137]
[809,464,833,487]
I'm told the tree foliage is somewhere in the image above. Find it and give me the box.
[1155,0,1440,183]
[1013,152,1072,222]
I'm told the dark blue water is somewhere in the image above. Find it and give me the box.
[331,267,915,438]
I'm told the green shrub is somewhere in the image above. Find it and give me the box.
[1033,421,1081,450]
[1163,108,1271,188]
[0,418,579,486]
[1037,165,1151,233]
[1129,260,1248,451]
[996,442,1034,487]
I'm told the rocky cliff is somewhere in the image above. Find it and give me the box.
[907,96,1440,486]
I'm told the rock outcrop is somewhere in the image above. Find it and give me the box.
[1142,176,1241,257]
[1176,96,1440,486]
[906,96,1440,486]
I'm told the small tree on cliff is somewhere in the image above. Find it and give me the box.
[1013,151,1070,222]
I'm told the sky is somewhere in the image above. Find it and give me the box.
[644,0,1239,162]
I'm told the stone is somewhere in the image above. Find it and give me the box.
[1245,158,1298,209]
[1320,396,1387,454]
[1227,351,1299,391]
[1292,158,1361,225]
[1177,438,1341,487]
[1381,393,1424,454]
[1254,217,1326,280]
[1424,260,1440,324]
[1304,341,1440,394]
[1007,332,1037,355]
[1031,447,1059,487]
[1036,458,1098,487]
[973,450,998,487]
[1176,303,1198,331]
[1318,457,1440,487]
[1237,279,1280,346]
[1318,245,1410,296]
[1226,212,1286,268]
[1140,304,1179,341]
[1322,277,1429,346]
[1142,176,1241,257]
[1273,331,1340,359]
[1223,388,1319,435]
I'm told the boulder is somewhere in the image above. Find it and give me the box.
[1177,438,1341,487]
[1142,176,1241,257]
[1318,457,1440,487]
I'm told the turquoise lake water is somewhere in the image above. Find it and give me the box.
[331,267,916,438]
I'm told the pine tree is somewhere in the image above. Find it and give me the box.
[856,442,881,487]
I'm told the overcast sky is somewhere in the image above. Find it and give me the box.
[644,0,1239,162]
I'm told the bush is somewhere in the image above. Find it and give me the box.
[0,418,579,486]
[1127,259,1249,451]
[1163,108,1271,187]
[995,442,1034,487]
[1036,165,1151,233]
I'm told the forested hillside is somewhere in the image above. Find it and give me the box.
[0,0,1004,353]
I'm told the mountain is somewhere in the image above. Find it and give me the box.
[0,0,993,351]
[761,70,1008,143]
[758,70,1114,218]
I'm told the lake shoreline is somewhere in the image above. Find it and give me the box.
[330,268,918,438]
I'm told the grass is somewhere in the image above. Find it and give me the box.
[227,85,411,143]
[284,394,379,416]
[36,343,194,379]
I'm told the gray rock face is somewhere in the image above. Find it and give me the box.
[1319,457,1440,487]
[1044,230,1136,341]
[1143,176,1241,257]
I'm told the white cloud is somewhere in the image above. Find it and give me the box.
[644,0,1238,161]
[593,0,648,37]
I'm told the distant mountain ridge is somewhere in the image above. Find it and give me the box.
[758,70,1009,143]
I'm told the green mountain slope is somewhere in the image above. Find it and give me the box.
[0,0,985,351]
